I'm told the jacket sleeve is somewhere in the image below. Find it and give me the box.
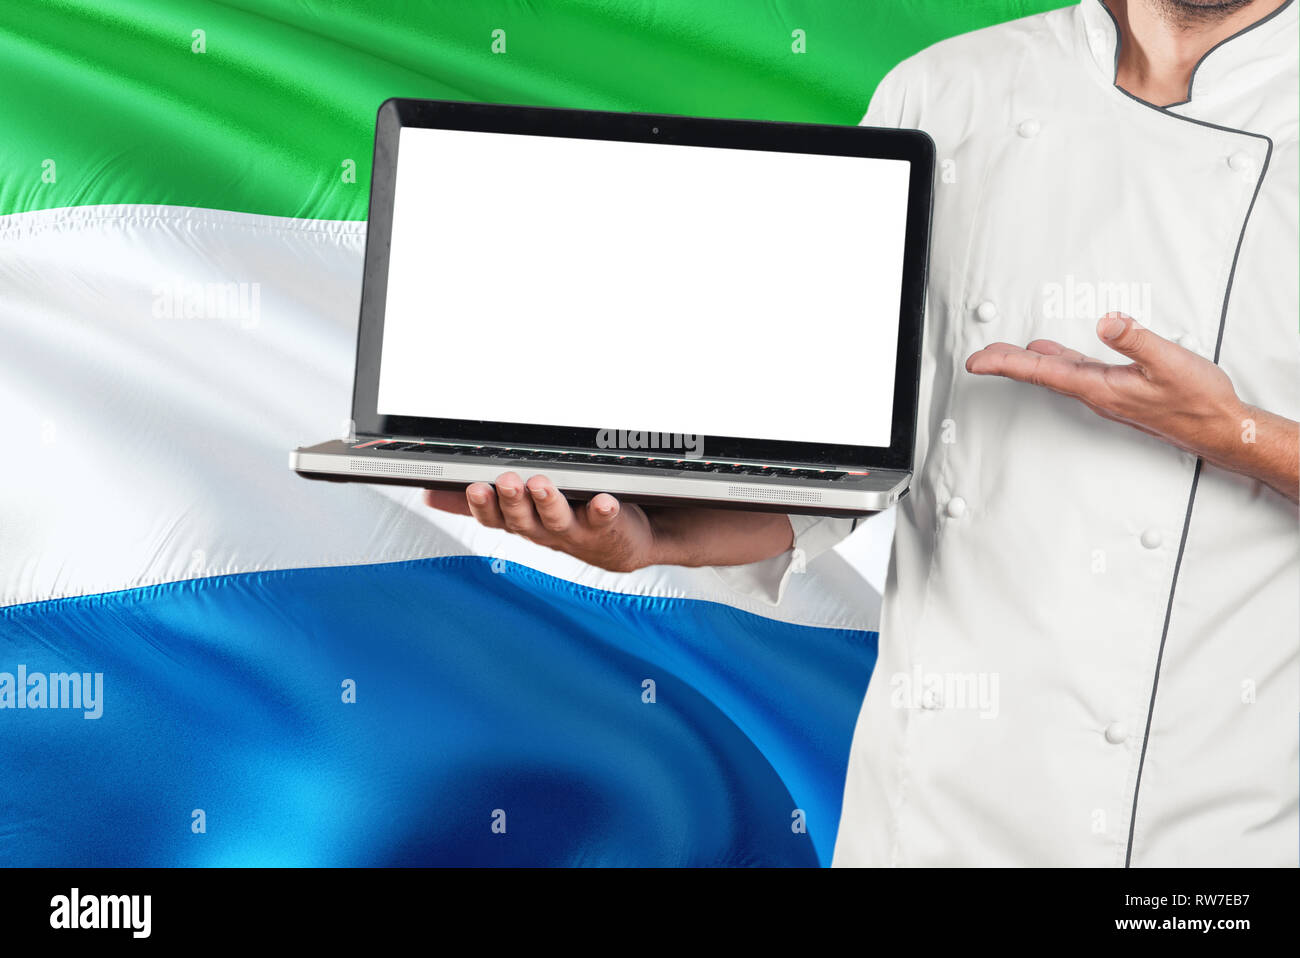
[710,514,862,605]
[860,61,911,128]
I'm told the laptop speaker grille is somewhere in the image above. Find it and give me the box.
[726,485,823,504]
[350,458,444,478]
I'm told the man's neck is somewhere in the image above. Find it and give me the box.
[1107,0,1288,105]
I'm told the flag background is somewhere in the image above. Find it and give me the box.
[0,0,1061,866]
[1,0,1060,220]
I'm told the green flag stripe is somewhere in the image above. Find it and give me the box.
[1,0,1065,220]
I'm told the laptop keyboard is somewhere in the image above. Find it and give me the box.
[361,442,859,481]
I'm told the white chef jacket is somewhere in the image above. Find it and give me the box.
[718,0,1299,866]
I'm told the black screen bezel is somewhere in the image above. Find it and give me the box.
[352,98,933,469]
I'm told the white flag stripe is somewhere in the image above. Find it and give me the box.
[0,204,882,630]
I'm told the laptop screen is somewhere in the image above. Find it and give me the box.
[375,126,911,451]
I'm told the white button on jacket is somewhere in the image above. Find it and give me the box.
[1227,151,1253,172]
[719,0,1299,866]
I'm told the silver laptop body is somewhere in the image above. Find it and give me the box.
[293,99,934,517]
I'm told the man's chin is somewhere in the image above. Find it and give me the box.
[1153,0,1257,27]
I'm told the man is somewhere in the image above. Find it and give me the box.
[428,0,1299,866]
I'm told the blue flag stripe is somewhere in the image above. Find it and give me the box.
[0,555,875,866]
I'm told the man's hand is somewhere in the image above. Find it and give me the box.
[424,472,795,572]
[966,312,1299,503]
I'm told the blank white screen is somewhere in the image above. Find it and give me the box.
[377,127,910,448]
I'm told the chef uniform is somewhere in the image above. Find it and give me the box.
[718,0,1299,865]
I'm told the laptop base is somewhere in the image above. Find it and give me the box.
[291,440,909,517]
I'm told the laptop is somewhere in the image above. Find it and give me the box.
[292,98,933,516]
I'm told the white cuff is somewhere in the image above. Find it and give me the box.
[710,514,859,606]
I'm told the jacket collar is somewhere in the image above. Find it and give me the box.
[1079,0,1297,107]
